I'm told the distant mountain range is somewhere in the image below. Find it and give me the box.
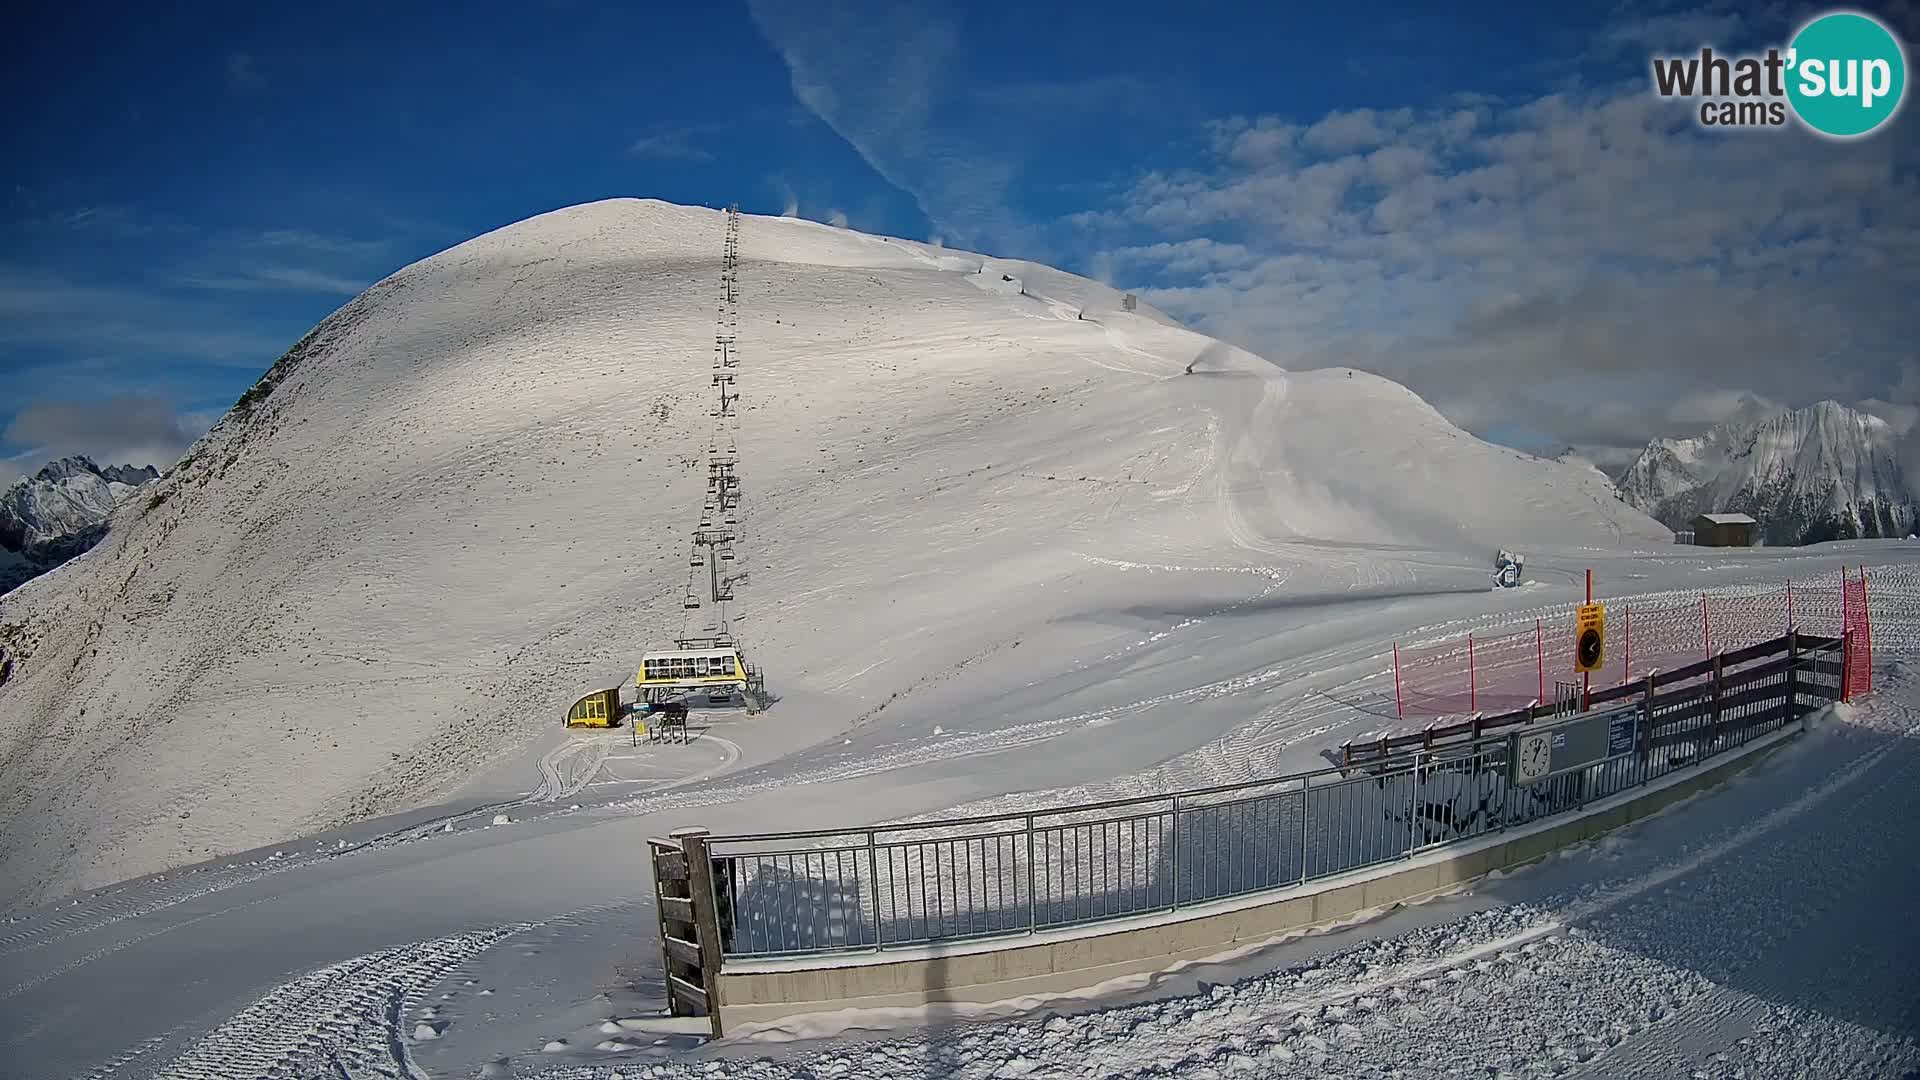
[1,456,161,593]
[1613,399,1917,545]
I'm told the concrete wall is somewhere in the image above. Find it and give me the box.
[713,723,1800,1033]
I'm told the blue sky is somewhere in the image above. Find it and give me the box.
[3,0,1916,484]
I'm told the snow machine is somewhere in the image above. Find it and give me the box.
[1493,550,1524,589]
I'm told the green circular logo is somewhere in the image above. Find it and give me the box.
[1786,11,1908,138]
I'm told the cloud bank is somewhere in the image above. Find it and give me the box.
[1085,84,1918,457]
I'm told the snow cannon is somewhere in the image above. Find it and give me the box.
[1493,550,1525,589]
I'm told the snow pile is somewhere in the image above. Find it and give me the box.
[0,197,1668,910]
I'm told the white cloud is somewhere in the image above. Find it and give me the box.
[1081,76,1919,457]
[184,267,367,295]
[628,129,714,161]
[254,229,386,257]
[0,275,283,363]
[1299,107,1415,155]
[4,396,209,474]
[747,0,1025,254]
[1601,11,1748,54]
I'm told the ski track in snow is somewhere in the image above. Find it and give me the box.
[148,924,530,1080]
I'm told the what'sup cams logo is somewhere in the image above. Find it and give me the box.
[1651,9,1908,137]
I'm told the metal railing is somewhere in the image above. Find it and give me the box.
[698,634,1844,960]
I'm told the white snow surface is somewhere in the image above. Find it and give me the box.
[0,197,1668,909]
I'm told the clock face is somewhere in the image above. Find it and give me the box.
[1516,732,1552,781]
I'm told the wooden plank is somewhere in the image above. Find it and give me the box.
[653,852,689,881]
[663,935,703,968]
[1654,654,1718,688]
[1588,681,1640,707]
[659,896,696,924]
[668,974,709,1012]
[681,831,728,1040]
[1721,655,1794,690]
[1721,638,1784,668]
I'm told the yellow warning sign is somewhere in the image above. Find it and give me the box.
[1574,602,1606,673]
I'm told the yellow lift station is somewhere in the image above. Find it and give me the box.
[636,637,765,713]
[565,687,621,728]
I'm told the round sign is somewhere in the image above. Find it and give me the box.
[1578,628,1603,668]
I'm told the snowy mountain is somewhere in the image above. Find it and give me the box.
[1616,400,1917,545]
[0,455,160,593]
[0,198,1670,909]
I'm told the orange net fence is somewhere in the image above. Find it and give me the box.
[1391,570,1880,720]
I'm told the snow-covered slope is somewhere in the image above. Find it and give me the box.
[1617,400,1917,545]
[0,456,160,593]
[0,198,1669,909]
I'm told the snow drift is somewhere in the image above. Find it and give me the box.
[0,198,1668,909]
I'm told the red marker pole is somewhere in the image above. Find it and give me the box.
[1701,593,1712,661]
[1393,642,1404,719]
[1861,567,1874,695]
[1583,569,1592,712]
[1535,618,1545,704]
[1468,633,1477,713]
[1623,604,1633,686]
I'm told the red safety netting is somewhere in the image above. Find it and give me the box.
[1844,568,1873,698]
[1391,573,1867,720]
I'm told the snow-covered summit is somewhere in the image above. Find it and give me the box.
[1617,399,1916,544]
[0,198,1667,908]
[0,454,159,550]
[0,455,160,594]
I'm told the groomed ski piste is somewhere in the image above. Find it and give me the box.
[0,200,1916,1079]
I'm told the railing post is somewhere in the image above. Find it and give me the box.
[1299,774,1311,885]
[1785,631,1799,728]
[866,830,882,950]
[1408,751,1423,856]
[1639,671,1656,779]
[1169,794,1182,910]
[1840,628,1853,702]
[1708,652,1725,754]
[670,827,726,1040]
[1024,814,1037,933]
